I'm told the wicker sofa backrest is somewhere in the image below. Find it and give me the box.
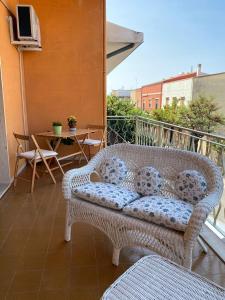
[91,144,222,199]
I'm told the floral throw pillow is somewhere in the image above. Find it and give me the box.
[99,157,128,185]
[135,166,162,196]
[175,170,207,204]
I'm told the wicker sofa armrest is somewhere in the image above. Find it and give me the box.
[62,165,95,200]
[184,191,222,243]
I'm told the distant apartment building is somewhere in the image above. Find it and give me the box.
[141,82,162,111]
[112,89,131,100]
[162,72,197,107]
[192,72,225,115]
[116,65,225,114]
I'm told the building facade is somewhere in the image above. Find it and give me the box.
[112,89,131,100]
[141,82,162,111]
[192,72,225,115]
[161,73,197,107]
[130,88,142,107]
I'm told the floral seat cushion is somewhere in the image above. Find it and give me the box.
[175,170,207,205]
[123,196,193,232]
[99,157,128,185]
[73,182,140,210]
[135,166,162,196]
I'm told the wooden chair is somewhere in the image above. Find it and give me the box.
[79,124,106,160]
[13,133,64,193]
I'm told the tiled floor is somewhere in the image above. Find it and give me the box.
[0,168,225,299]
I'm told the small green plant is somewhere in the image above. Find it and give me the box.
[52,121,62,126]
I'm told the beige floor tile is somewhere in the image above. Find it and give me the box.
[45,250,71,270]
[69,288,99,300]
[38,289,69,300]
[9,270,42,293]
[1,168,225,296]
[0,269,14,294]
[70,266,98,289]
[0,229,30,256]
[17,253,46,271]
[41,267,70,290]
[6,292,38,300]
[97,263,126,291]
[71,237,96,267]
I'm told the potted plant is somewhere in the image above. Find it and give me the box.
[67,115,77,131]
[52,121,62,135]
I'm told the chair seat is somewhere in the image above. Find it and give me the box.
[73,182,140,210]
[123,195,193,232]
[79,138,101,146]
[18,149,58,160]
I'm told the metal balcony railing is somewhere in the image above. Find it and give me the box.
[107,115,225,236]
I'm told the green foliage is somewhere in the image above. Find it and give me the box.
[52,121,62,126]
[151,96,225,133]
[107,95,149,117]
[107,95,148,144]
[106,94,225,145]
[179,96,225,133]
[151,99,188,126]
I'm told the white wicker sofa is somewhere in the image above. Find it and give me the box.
[62,144,223,269]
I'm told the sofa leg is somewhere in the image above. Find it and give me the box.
[197,236,208,254]
[112,248,120,266]
[183,246,193,269]
[65,202,72,242]
[65,223,71,242]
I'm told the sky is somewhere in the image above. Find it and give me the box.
[107,0,225,94]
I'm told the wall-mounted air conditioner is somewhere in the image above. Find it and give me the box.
[9,5,42,51]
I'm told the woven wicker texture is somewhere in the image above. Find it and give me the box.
[101,255,225,300]
[62,144,223,268]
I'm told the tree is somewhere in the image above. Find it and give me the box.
[107,95,148,117]
[179,96,225,133]
[107,95,149,144]
[151,98,188,125]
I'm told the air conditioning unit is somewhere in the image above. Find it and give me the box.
[9,5,42,51]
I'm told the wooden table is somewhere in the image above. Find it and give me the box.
[36,129,97,168]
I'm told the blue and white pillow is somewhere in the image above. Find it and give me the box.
[73,182,139,210]
[123,196,193,232]
[99,157,127,185]
[175,170,207,204]
[135,166,162,196]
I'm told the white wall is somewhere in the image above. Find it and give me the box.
[193,73,225,115]
[162,78,193,106]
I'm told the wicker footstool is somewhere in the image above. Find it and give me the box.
[101,255,225,300]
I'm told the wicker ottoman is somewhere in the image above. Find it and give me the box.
[101,255,225,300]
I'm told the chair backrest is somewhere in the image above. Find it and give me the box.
[87,124,106,145]
[13,132,30,153]
[14,133,42,156]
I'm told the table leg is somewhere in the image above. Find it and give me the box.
[74,135,88,164]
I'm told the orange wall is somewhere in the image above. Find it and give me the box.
[21,0,106,133]
[0,0,27,178]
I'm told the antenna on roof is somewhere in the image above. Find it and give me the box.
[197,64,202,76]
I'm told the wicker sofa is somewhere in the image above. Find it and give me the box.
[62,144,223,269]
